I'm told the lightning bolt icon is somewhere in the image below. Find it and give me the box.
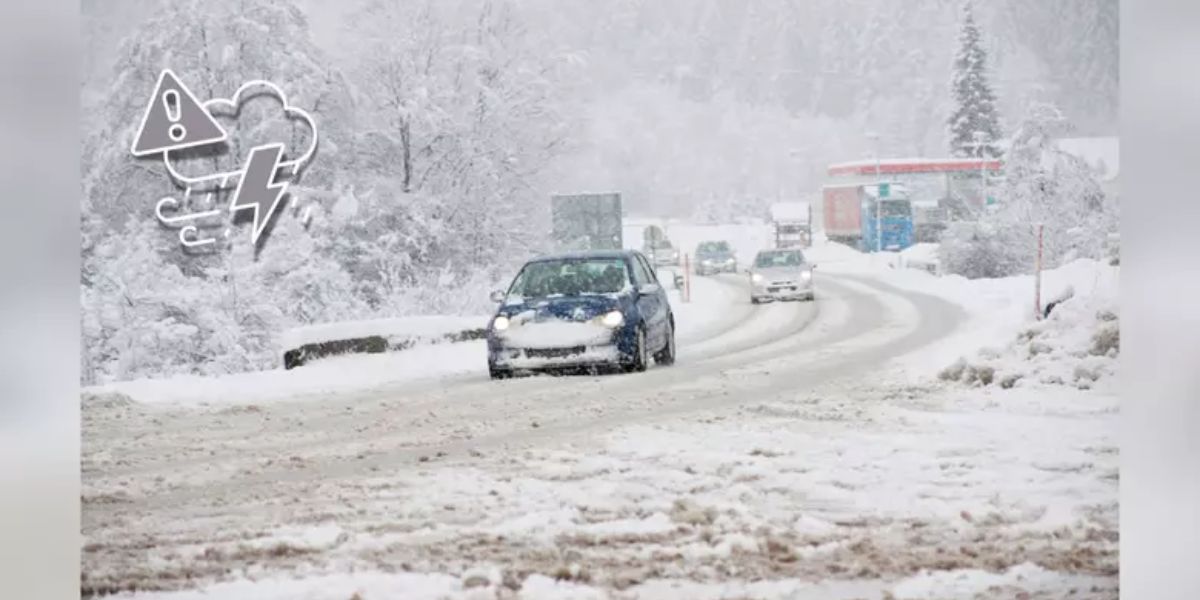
[230,143,289,245]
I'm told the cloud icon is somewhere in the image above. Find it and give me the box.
[162,79,319,189]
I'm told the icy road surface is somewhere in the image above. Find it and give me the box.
[81,272,1118,599]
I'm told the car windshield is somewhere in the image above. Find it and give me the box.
[881,200,912,218]
[866,198,913,218]
[507,258,630,298]
[755,250,805,268]
[698,241,730,254]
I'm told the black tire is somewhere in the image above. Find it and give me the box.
[653,319,676,366]
[750,297,761,305]
[488,365,510,380]
[623,326,649,373]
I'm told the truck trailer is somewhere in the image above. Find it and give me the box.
[821,183,914,252]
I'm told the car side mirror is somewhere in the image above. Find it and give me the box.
[640,283,662,296]
[489,290,505,303]
[810,263,818,270]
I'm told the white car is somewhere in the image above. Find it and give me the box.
[644,241,680,266]
[749,249,815,303]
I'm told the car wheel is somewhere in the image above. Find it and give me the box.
[624,326,648,373]
[750,297,761,305]
[488,364,510,380]
[653,320,676,366]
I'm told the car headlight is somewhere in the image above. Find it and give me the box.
[492,315,510,331]
[751,273,764,284]
[801,270,812,280]
[725,257,735,264]
[702,259,713,265]
[601,310,624,328]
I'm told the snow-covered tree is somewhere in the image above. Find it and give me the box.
[939,102,1116,278]
[81,219,211,383]
[990,103,1115,267]
[81,0,357,250]
[947,1,1003,158]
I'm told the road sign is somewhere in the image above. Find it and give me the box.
[131,69,227,156]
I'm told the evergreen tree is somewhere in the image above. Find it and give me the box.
[947,1,1003,158]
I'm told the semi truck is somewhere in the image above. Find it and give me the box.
[769,201,812,248]
[550,193,623,251]
[821,183,914,252]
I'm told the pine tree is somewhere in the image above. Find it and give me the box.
[947,1,1003,158]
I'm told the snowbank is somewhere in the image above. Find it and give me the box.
[83,340,486,407]
[937,261,1119,391]
[802,237,1119,383]
[899,242,940,274]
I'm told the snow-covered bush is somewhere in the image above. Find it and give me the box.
[937,221,1025,279]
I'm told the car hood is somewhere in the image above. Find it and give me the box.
[753,265,808,280]
[500,294,622,324]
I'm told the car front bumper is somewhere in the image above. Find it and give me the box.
[489,343,622,371]
[488,325,635,372]
[752,278,813,300]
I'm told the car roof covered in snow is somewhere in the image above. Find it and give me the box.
[528,249,638,263]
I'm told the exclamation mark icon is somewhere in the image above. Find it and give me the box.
[164,89,186,142]
[131,70,229,157]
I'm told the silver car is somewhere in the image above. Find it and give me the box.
[643,240,680,266]
[749,249,816,303]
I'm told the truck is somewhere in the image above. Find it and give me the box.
[769,201,812,248]
[821,183,914,252]
[550,193,623,251]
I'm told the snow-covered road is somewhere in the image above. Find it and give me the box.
[81,269,1117,599]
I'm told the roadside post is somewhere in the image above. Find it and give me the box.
[1034,223,1044,320]
[683,254,691,303]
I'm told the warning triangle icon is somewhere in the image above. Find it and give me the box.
[130,69,228,157]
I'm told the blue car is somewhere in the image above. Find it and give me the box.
[486,250,676,379]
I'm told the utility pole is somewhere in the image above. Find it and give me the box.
[972,130,989,210]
